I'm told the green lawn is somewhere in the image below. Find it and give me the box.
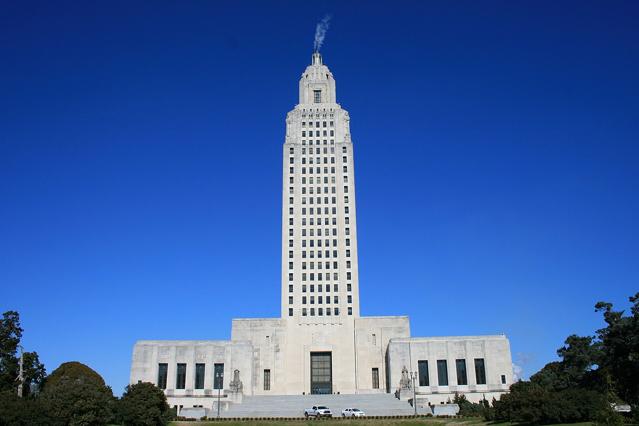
[170,420,593,426]
[172,419,487,426]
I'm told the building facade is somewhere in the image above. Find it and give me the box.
[129,52,514,411]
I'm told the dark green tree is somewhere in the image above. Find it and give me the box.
[452,392,485,417]
[40,362,115,426]
[530,335,602,392]
[0,311,46,395]
[0,390,54,426]
[493,381,614,424]
[595,292,639,405]
[117,381,171,426]
[495,293,639,424]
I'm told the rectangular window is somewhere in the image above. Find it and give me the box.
[372,368,380,389]
[195,363,205,389]
[176,363,186,389]
[157,363,168,389]
[314,90,321,103]
[437,360,448,386]
[213,363,224,390]
[264,369,271,391]
[474,358,486,385]
[288,308,293,316]
[456,359,468,385]
[501,374,506,384]
[418,360,429,386]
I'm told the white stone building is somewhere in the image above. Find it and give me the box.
[129,52,513,413]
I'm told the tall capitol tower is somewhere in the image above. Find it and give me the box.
[282,52,360,320]
[130,50,513,406]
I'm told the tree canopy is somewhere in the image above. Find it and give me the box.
[117,381,171,426]
[494,292,639,424]
[40,361,115,426]
[0,311,46,396]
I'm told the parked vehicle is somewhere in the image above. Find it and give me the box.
[341,408,365,417]
[304,406,333,418]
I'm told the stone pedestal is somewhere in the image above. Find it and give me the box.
[227,390,243,404]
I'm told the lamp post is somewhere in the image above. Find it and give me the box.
[216,371,224,418]
[409,371,417,416]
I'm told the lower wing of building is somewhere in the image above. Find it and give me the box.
[129,315,513,411]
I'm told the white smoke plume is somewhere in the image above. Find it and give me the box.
[512,363,524,381]
[314,15,332,52]
[513,352,534,381]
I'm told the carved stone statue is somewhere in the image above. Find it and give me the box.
[400,366,411,390]
[229,369,243,393]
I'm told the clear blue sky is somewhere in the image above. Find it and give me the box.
[1,1,637,395]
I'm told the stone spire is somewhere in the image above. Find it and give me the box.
[298,52,336,105]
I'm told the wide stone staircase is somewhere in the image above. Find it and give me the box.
[219,393,422,418]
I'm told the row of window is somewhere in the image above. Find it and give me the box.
[288,249,352,259]
[301,120,333,127]
[296,306,353,316]
[291,156,336,165]
[295,175,347,184]
[288,167,349,176]
[294,295,353,305]
[289,146,347,154]
[290,228,343,237]
[294,196,349,205]
[289,270,352,281]
[289,228,345,238]
[417,358,495,386]
[299,139,334,146]
[294,217,347,226]
[292,156,348,166]
[287,283,353,293]
[293,261,352,270]
[305,238,349,247]
[300,272,353,281]
[293,207,349,216]
[298,147,334,155]
[299,110,334,118]
[157,363,224,390]
[301,130,335,137]
[299,240,340,248]
[293,166,348,175]
[291,295,342,304]
[294,186,348,196]
[294,187,336,195]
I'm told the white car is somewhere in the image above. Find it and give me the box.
[341,408,366,417]
[304,406,332,418]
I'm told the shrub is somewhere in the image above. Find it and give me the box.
[40,362,115,425]
[117,381,171,426]
[493,381,615,424]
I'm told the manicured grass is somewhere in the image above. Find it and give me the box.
[171,419,483,426]
[170,420,594,426]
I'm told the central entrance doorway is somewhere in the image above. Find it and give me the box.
[310,352,332,394]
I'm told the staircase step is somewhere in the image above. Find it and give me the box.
[216,394,427,418]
